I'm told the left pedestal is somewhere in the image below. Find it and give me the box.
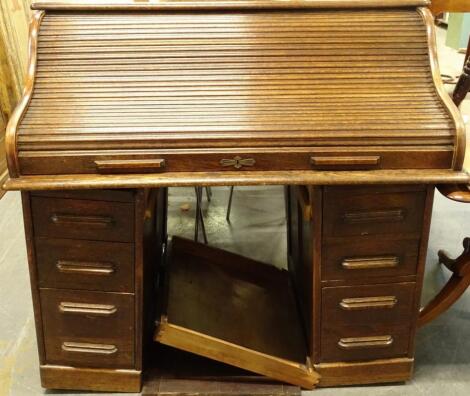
[21,189,167,392]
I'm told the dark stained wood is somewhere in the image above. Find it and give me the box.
[453,57,470,107]
[155,237,319,389]
[322,237,420,281]
[21,192,47,364]
[40,288,135,368]
[5,0,469,392]
[31,188,135,202]
[322,283,416,327]
[418,238,470,327]
[31,195,135,242]
[35,237,134,292]
[323,186,426,238]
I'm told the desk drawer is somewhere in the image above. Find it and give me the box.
[320,283,414,362]
[323,187,426,238]
[320,325,411,362]
[40,289,134,368]
[322,238,420,281]
[35,238,134,293]
[31,196,134,242]
[322,283,415,327]
[20,147,453,175]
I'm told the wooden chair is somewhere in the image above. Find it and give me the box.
[418,53,470,327]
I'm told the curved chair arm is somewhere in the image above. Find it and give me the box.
[437,184,470,203]
[419,185,469,327]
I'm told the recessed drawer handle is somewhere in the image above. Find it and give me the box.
[343,209,405,224]
[59,302,117,316]
[50,214,114,228]
[338,335,394,350]
[62,341,118,355]
[95,159,165,173]
[310,156,380,169]
[339,296,398,310]
[56,260,115,276]
[342,256,400,270]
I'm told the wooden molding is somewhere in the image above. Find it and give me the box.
[40,365,142,392]
[31,0,431,11]
[5,10,44,178]
[430,0,470,15]
[315,358,414,387]
[418,7,467,171]
[3,169,470,191]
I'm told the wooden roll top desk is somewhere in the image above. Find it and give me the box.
[3,0,470,393]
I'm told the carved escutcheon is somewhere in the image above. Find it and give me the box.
[220,156,256,169]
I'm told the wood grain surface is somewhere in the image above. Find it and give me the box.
[31,1,431,11]
[6,6,464,178]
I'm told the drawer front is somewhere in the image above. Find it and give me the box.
[35,238,134,292]
[320,283,415,362]
[31,196,134,242]
[31,189,135,203]
[321,325,411,362]
[41,289,134,368]
[323,188,426,238]
[322,238,420,281]
[322,283,415,327]
[20,147,453,175]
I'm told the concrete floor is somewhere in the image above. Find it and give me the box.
[1,27,469,396]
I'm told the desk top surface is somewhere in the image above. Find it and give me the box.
[31,0,431,11]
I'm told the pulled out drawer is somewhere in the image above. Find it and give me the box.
[31,196,134,242]
[40,288,134,368]
[35,238,134,292]
[154,237,319,389]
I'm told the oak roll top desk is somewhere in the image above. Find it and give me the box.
[3,0,470,393]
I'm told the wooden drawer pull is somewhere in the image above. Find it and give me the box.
[338,335,394,350]
[59,302,117,316]
[95,159,165,173]
[343,209,405,224]
[50,214,114,228]
[62,341,118,355]
[56,260,115,276]
[310,156,380,169]
[339,296,398,310]
[342,256,400,270]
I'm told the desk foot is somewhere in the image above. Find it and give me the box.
[315,358,414,387]
[40,365,142,393]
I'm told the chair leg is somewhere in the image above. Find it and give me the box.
[418,238,470,327]
[194,187,208,244]
[205,187,212,202]
[226,186,235,222]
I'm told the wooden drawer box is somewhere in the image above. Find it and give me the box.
[31,196,135,242]
[320,283,415,362]
[35,238,134,293]
[323,187,426,238]
[40,288,135,369]
[322,237,420,281]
